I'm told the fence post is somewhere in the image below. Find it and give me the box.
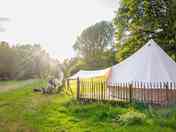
[77,77,80,100]
[67,79,70,89]
[63,79,66,93]
[165,83,169,106]
[67,79,70,94]
[129,84,133,104]
[101,81,104,101]
[64,79,68,94]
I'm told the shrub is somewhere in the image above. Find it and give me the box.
[118,111,146,126]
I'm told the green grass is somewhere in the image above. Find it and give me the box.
[0,80,176,132]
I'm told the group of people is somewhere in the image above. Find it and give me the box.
[34,78,63,94]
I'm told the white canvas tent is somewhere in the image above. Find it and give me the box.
[68,68,110,80]
[108,39,176,85]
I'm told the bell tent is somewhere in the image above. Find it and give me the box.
[107,39,176,105]
[108,39,176,85]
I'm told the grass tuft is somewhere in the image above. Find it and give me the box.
[118,110,146,126]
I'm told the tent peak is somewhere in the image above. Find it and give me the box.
[146,39,157,47]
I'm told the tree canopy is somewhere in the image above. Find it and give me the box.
[113,0,176,62]
[72,21,115,71]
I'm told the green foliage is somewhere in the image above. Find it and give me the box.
[0,41,62,80]
[113,0,176,62]
[73,21,114,59]
[62,57,86,77]
[72,21,115,72]
[118,110,146,126]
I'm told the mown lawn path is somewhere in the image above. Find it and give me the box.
[0,80,37,93]
[0,80,48,132]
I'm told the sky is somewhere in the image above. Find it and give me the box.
[0,0,119,61]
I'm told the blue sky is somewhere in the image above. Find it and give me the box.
[0,0,119,61]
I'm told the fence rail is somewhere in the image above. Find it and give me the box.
[76,79,176,106]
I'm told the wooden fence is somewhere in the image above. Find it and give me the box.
[76,78,176,106]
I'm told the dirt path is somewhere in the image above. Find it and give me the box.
[0,80,36,93]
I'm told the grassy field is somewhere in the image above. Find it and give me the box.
[0,80,176,132]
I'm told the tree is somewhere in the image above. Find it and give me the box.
[0,41,16,80]
[0,41,63,80]
[61,57,83,77]
[73,21,115,69]
[113,0,176,62]
[14,44,62,80]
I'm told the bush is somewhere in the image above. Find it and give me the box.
[118,111,146,126]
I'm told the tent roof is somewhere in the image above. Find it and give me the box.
[109,39,176,84]
[68,68,110,79]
